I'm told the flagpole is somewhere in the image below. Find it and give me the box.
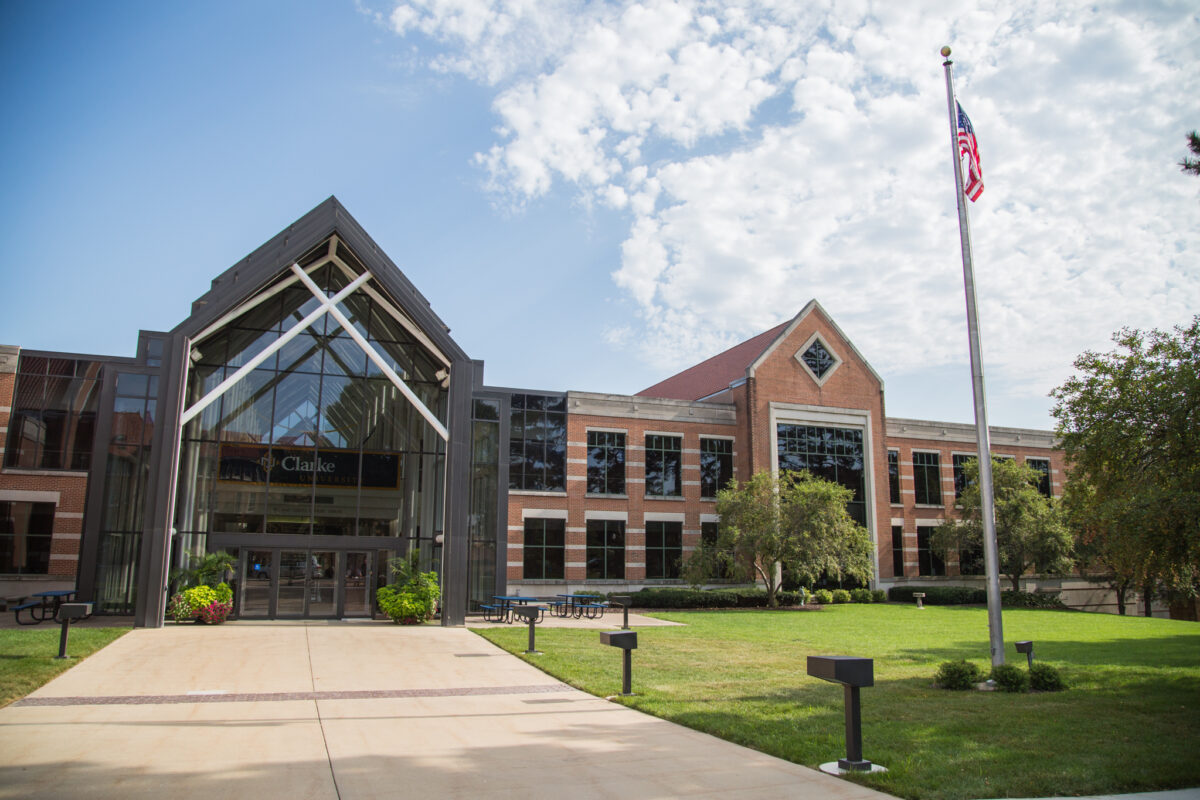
[941,46,1005,667]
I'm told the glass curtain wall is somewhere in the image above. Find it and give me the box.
[467,398,500,611]
[94,372,158,613]
[776,424,866,525]
[174,254,449,592]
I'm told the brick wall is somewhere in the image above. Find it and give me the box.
[0,345,90,584]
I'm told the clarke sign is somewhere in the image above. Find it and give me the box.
[217,444,401,489]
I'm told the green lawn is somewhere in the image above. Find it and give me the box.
[475,605,1200,800]
[0,627,130,708]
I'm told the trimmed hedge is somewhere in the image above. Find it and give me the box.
[889,586,986,605]
[888,586,1067,609]
[614,587,810,609]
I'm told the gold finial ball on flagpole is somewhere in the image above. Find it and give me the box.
[940,46,952,57]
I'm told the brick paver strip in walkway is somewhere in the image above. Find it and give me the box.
[13,683,573,707]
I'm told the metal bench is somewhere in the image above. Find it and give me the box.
[12,600,47,625]
[479,604,509,623]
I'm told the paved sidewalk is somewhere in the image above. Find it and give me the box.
[0,621,896,800]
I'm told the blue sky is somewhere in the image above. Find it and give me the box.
[1,1,1197,431]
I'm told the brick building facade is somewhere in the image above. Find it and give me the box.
[0,199,1067,623]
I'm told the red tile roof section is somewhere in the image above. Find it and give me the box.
[636,320,791,401]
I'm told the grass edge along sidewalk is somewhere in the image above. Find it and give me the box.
[0,627,130,708]
[473,604,1200,800]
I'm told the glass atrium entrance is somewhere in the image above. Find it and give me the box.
[170,236,452,620]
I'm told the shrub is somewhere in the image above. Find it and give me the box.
[936,660,983,690]
[850,588,872,603]
[831,589,852,604]
[213,582,233,603]
[888,586,987,605]
[812,589,834,605]
[377,569,440,624]
[991,663,1030,692]
[182,585,217,613]
[1001,590,1067,609]
[870,589,887,603]
[1029,663,1067,692]
[167,593,193,623]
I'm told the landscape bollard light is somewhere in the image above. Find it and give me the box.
[611,595,632,630]
[914,592,926,609]
[1015,640,1034,669]
[600,630,638,696]
[512,606,542,654]
[807,655,887,775]
[56,602,93,660]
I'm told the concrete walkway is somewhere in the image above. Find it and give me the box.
[0,620,896,800]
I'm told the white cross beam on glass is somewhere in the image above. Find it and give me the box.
[180,265,450,441]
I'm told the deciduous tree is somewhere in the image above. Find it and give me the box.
[684,470,872,606]
[1051,317,1200,608]
[932,458,1072,591]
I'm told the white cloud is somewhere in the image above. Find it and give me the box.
[389,0,1200,407]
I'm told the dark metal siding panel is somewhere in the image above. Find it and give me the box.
[438,357,476,626]
[132,332,187,628]
[75,368,120,602]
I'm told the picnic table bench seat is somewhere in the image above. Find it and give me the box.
[12,601,45,626]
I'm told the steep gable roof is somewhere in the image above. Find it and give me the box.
[636,299,883,401]
[636,320,790,401]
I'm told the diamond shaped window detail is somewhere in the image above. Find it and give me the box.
[794,335,841,385]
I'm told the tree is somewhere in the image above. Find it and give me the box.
[684,470,873,606]
[1062,479,1146,615]
[1180,130,1200,176]
[932,458,1072,591]
[1051,317,1200,608]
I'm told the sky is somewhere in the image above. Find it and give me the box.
[1,0,1196,431]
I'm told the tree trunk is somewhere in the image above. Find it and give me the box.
[1142,581,1155,617]
[1115,584,1127,616]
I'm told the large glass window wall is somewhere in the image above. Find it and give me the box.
[174,261,449,568]
[4,355,102,470]
[776,424,866,525]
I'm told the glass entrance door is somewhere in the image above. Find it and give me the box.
[241,549,275,618]
[343,552,372,617]
[236,549,374,619]
[276,550,309,617]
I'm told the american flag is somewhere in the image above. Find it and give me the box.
[957,102,983,201]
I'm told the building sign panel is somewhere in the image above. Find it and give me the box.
[217,444,401,489]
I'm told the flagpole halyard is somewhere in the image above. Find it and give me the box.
[941,47,1006,668]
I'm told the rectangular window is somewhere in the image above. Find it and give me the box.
[912,451,942,506]
[508,393,567,492]
[644,435,682,498]
[700,438,733,498]
[586,431,625,495]
[887,450,900,504]
[4,355,101,471]
[778,424,866,524]
[645,521,683,579]
[952,454,974,501]
[0,501,54,574]
[891,525,904,577]
[522,518,565,580]
[1027,458,1052,497]
[916,527,944,576]
[585,519,625,579]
